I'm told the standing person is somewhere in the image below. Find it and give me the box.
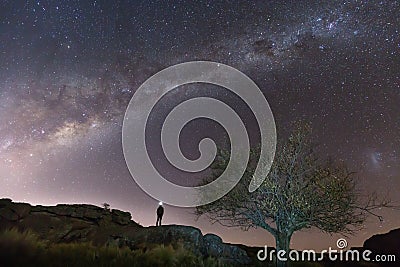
[156,202,164,226]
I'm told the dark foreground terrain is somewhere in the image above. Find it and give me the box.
[0,199,397,266]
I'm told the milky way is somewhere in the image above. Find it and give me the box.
[0,0,399,250]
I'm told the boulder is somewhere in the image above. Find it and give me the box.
[111,209,132,225]
[0,207,18,221]
[0,201,31,221]
[12,203,31,218]
[204,233,224,256]
[115,226,251,264]
[203,233,251,265]
[130,225,204,253]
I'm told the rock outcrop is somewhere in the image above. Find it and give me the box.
[363,228,400,259]
[0,199,251,265]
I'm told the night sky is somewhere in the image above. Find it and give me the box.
[0,0,399,250]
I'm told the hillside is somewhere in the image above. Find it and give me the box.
[1,198,398,266]
[0,198,250,265]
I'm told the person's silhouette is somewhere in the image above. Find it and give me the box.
[156,202,164,226]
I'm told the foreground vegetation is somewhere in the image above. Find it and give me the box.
[0,228,223,267]
[0,229,381,267]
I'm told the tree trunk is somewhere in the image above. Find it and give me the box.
[275,231,292,267]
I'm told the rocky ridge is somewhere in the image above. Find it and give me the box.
[0,198,250,265]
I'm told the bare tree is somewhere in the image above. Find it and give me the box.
[196,123,391,267]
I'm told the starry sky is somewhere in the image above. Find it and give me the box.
[0,0,399,250]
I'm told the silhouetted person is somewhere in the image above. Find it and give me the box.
[156,202,164,226]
